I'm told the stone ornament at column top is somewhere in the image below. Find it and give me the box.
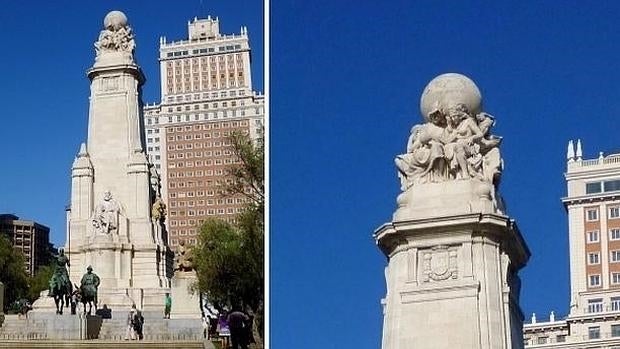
[395,73,503,191]
[93,10,136,65]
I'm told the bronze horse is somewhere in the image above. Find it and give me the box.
[51,281,72,315]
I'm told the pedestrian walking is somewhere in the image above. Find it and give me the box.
[133,306,145,340]
[228,307,250,349]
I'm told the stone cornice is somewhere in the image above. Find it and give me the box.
[566,311,620,324]
[562,192,620,208]
[86,63,145,85]
[374,213,530,266]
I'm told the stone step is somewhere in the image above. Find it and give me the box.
[0,340,210,348]
[0,314,204,341]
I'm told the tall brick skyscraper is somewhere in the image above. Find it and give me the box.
[143,16,264,248]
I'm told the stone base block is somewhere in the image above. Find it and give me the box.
[170,272,201,319]
[31,291,56,313]
[25,312,85,339]
[32,286,173,317]
[394,179,503,221]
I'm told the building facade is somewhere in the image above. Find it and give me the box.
[0,214,51,276]
[523,140,620,347]
[143,16,264,248]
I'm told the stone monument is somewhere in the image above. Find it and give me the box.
[375,73,530,349]
[33,10,172,315]
[170,241,202,319]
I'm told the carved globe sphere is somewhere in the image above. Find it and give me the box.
[420,73,482,122]
[103,10,128,30]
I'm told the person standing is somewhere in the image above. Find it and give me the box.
[125,304,137,340]
[133,306,145,340]
[164,293,172,319]
[228,307,250,349]
[70,290,78,315]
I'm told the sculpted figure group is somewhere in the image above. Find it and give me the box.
[395,103,502,191]
[47,250,100,315]
[94,12,135,57]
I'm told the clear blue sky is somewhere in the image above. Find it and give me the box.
[271,1,620,348]
[0,1,263,245]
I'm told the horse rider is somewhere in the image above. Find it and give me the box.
[49,248,70,296]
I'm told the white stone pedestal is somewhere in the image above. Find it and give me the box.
[170,271,202,319]
[375,212,529,349]
[31,291,57,313]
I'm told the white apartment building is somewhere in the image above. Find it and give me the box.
[143,16,264,248]
[524,140,620,348]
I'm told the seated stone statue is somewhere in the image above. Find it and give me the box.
[92,191,120,234]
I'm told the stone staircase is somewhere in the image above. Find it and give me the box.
[98,313,203,341]
[0,340,210,348]
[0,315,51,340]
[0,312,203,341]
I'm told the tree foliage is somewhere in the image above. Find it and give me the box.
[193,130,264,339]
[0,234,29,311]
[27,265,54,301]
[224,131,264,208]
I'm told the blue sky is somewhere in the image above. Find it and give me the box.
[0,1,263,246]
[271,1,620,348]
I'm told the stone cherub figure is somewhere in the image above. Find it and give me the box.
[92,190,121,234]
[174,240,194,272]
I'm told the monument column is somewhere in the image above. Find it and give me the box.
[375,74,530,349]
[65,10,169,305]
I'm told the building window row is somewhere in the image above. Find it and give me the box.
[149,108,255,124]
[524,334,566,346]
[586,323,620,340]
[585,206,620,221]
[165,45,243,58]
[164,89,247,103]
[167,121,247,133]
[585,229,620,242]
[586,179,620,194]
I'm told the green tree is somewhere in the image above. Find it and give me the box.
[27,265,54,301]
[193,130,264,342]
[0,234,29,312]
